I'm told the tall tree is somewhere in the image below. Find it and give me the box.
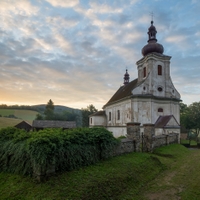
[44,99,55,120]
[81,104,98,127]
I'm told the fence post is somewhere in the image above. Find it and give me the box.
[126,122,141,152]
[143,124,155,152]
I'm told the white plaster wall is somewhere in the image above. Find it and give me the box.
[107,127,127,138]
[155,128,164,136]
[135,53,180,100]
[105,99,132,127]
[90,116,106,127]
[130,97,180,126]
[132,98,152,124]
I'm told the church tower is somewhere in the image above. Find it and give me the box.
[132,21,181,125]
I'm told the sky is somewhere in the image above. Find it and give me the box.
[0,0,200,110]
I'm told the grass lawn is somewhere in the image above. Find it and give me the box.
[181,139,197,145]
[1,144,198,200]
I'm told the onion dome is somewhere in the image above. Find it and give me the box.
[142,21,164,56]
[124,69,130,85]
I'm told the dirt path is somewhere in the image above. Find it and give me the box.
[142,149,200,200]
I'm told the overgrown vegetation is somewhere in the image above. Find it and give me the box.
[0,144,191,199]
[0,127,118,176]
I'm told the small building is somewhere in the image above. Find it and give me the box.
[154,115,180,136]
[32,120,76,131]
[15,121,32,132]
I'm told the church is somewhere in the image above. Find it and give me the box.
[90,21,181,138]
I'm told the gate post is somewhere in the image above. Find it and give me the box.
[143,123,155,152]
[126,122,141,152]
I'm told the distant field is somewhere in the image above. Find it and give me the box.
[0,109,38,121]
[0,117,24,129]
[0,109,38,129]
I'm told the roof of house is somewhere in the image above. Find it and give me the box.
[32,120,76,128]
[89,110,106,117]
[103,78,138,107]
[15,121,32,128]
[154,115,179,128]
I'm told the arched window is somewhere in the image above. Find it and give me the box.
[143,67,146,78]
[109,112,111,121]
[90,117,92,124]
[158,108,163,112]
[117,110,120,120]
[158,65,162,75]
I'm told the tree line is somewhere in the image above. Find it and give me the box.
[180,101,200,141]
[35,99,98,127]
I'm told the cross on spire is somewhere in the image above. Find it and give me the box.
[150,12,154,21]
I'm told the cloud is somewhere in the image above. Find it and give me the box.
[45,0,79,8]
[0,0,199,109]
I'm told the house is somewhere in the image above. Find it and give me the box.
[90,21,181,139]
[32,120,76,131]
[15,121,32,132]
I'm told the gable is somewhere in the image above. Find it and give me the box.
[155,115,179,128]
[166,117,180,127]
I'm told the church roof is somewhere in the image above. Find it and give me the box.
[154,115,180,128]
[103,78,138,107]
[89,110,106,116]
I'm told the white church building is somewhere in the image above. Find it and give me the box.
[90,21,181,138]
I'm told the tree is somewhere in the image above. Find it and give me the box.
[35,113,43,120]
[81,104,98,127]
[44,99,55,120]
[180,102,200,141]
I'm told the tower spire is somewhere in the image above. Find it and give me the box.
[123,69,130,85]
[141,20,164,56]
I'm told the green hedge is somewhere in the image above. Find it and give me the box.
[0,127,119,175]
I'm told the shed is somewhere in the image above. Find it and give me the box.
[15,121,32,132]
[32,120,76,131]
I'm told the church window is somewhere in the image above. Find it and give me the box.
[158,108,163,112]
[117,110,120,120]
[109,112,111,121]
[90,118,92,124]
[143,86,146,90]
[158,65,162,75]
[143,67,146,78]
[158,87,163,92]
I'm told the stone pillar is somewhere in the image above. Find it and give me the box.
[143,124,155,152]
[126,122,141,152]
[33,161,55,182]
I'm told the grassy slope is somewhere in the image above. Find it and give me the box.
[0,109,38,120]
[0,117,23,129]
[142,146,200,200]
[0,144,193,200]
[0,109,38,128]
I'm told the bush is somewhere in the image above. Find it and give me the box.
[0,127,118,176]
